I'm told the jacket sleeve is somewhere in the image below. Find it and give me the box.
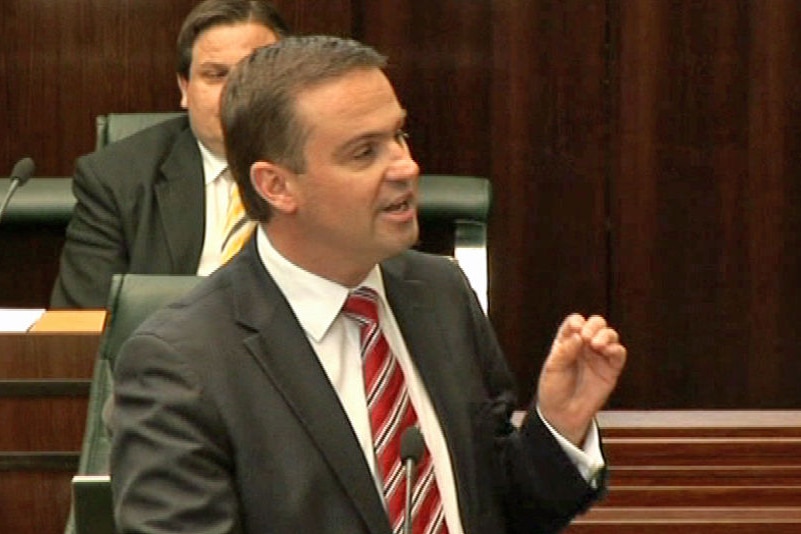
[50,155,130,309]
[110,331,242,534]
[455,261,605,533]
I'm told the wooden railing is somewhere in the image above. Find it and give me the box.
[565,410,801,533]
[0,311,104,534]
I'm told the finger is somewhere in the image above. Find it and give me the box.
[546,330,584,370]
[579,344,627,385]
[557,313,586,342]
[600,343,627,370]
[589,331,626,361]
[590,327,619,350]
[580,315,608,342]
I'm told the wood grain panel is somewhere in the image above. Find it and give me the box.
[567,509,801,533]
[0,333,99,380]
[272,0,352,36]
[609,0,801,407]
[357,0,492,177]
[491,0,609,403]
[566,410,801,532]
[0,329,99,533]
[1,0,198,176]
[0,471,74,534]
[0,397,88,451]
[0,332,98,450]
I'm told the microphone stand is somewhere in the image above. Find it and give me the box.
[403,456,415,534]
[0,157,35,224]
[400,426,424,534]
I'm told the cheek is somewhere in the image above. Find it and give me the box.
[188,85,223,116]
[305,182,363,222]
[207,87,224,115]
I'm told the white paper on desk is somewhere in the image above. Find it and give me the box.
[0,308,46,332]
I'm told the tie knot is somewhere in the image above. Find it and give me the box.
[343,286,380,325]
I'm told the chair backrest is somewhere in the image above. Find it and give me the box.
[99,273,202,367]
[0,176,74,225]
[95,112,186,150]
[68,273,201,534]
[417,174,491,312]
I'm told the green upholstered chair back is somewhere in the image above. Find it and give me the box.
[95,112,186,151]
[99,273,202,367]
[417,174,491,312]
[67,273,201,534]
[0,177,74,225]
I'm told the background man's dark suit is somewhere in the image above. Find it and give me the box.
[110,239,603,534]
[51,116,205,309]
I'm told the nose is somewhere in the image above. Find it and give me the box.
[386,139,419,183]
[386,154,419,184]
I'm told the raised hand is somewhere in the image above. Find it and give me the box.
[536,314,627,446]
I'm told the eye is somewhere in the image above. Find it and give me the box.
[394,129,410,145]
[353,143,376,161]
[200,67,229,82]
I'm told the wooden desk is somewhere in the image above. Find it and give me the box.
[0,310,104,534]
[566,410,801,533]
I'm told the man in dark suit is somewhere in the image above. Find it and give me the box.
[110,36,627,534]
[50,0,289,309]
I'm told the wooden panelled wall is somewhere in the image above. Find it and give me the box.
[2,0,801,409]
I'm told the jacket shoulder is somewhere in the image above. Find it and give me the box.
[383,249,465,280]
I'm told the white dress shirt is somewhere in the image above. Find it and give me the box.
[254,227,604,532]
[196,141,233,276]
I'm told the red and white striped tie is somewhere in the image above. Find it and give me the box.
[343,287,448,534]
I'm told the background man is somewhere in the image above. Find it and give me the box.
[111,36,627,533]
[50,0,289,308]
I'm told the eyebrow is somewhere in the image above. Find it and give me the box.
[195,61,232,73]
[335,110,408,157]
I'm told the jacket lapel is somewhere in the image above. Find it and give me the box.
[154,127,205,273]
[381,255,480,527]
[229,244,392,534]
[381,256,473,442]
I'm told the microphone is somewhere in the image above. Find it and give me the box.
[399,426,425,534]
[0,157,35,224]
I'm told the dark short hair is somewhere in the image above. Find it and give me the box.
[176,0,289,80]
[221,35,388,222]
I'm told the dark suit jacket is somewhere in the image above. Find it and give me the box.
[50,116,205,309]
[110,240,604,534]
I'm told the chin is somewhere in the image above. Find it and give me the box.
[373,224,418,258]
[392,235,419,257]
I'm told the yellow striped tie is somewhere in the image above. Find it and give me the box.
[221,170,256,264]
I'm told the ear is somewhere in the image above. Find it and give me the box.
[250,161,298,215]
[177,74,189,109]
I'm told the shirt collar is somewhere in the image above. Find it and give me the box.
[196,139,228,185]
[255,227,386,342]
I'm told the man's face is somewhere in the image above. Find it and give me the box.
[283,68,420,284]
[178,22,278,157]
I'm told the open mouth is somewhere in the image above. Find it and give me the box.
[383,199,411,212]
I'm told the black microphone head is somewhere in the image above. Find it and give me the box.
[400,426,425,463]
[10,157,35,186]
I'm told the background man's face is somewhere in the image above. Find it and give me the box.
[179,22,278,157]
